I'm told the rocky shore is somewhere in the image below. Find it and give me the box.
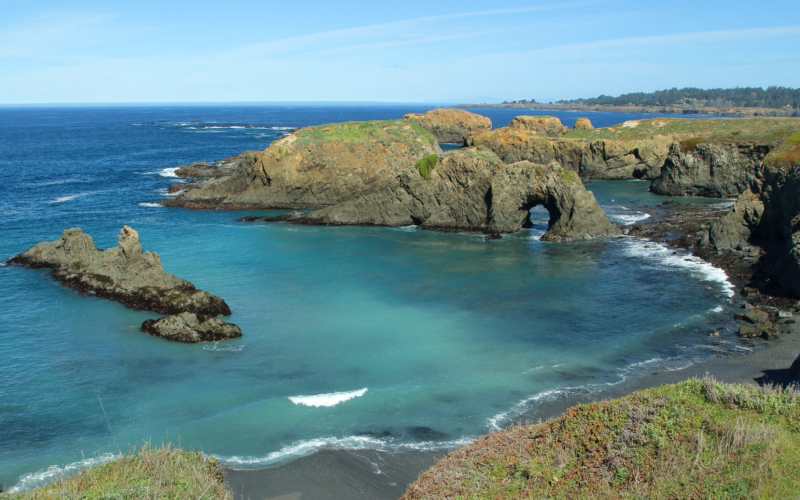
[9,226,241,343]
[458,102,799,118]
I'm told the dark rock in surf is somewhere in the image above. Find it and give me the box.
[141,312,242,343]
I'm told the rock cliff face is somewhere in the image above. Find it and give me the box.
[250,148,619,241]
[467,127,673,180]
[163,120,441,210]
[10,226,239,342]
[701,133,800,297]
[469,117,800,186]
[404,109,492,144]
[649,142,770,197]
[573,117,594,130]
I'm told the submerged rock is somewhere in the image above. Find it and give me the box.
[404,108,492,144]
[10,226,235,328]
[141,312,242,343]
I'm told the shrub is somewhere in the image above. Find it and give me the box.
[416,154,438,179]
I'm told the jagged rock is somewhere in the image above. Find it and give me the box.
[508,116,566,137]
[238,211,305,223]
[404,109,491,144]
[701,191,764,251]
[141,312,242,343]
[743,308,771,325]
[649,142,768,197]
[10,226,231,318]
[738,324,763,338]
[163,120,441,210]
[297,148,620,240]
[791,353,800,380]
[573,118,594,130]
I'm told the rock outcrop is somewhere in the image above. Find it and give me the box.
[163,120,441,210]
[508,115,566,137]
[649,142,770,197]
[469,117,800,185]
[468,126,673,180]
[249,148,619,241]
[404,109,492,144]
[10,227,239,342]
[573,117,594,130]
[700,132,800,298]
[141,312,242,343]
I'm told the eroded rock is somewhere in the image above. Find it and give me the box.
[141,312,242,343]
[404,109,492,144]
[10,226,231,318]
[508,116,566,137]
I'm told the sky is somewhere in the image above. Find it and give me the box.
[1,0,799,104]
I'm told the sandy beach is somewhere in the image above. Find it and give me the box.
[224,315,800,500]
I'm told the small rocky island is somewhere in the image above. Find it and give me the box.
[9,226,241,343]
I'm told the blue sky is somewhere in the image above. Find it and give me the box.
[1,0,799,103]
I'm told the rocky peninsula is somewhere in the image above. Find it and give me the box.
[163,116,618,240]
[403,108,492,144]
[9,226,241,343]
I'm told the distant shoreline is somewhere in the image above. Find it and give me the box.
[455,102,799,118]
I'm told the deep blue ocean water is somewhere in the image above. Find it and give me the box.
[0,105,739,489]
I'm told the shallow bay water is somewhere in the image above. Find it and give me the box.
[0,105,736,489]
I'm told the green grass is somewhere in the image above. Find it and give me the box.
[403,377,800,500]
[416,154,438,179]
[561,117,800,144]
[1,444,230,500]
[295,120,438,148]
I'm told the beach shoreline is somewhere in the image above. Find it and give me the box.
[224,318,800,500]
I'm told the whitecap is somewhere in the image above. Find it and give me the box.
[605,205,651,225]
[138,203,164,208]
[620,238,735,297]
[159,167,180,178]
[47,193,90,203]
[711,305,724,313]
[289,388,367,408]
[216,435,473,469]
[488,387,590,431]
[9,453,117,492]
[35,178,85,186]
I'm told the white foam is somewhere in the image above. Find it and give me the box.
[711,305,724,313]
[289,388,368,408]
[159,167,180,178]
[138,202,164,208]
[606,205,651,225]
[621,238,735,297]
[35,178,85,186]
[203,342,245,352]
[216,435,474,469]
[9,453,117,492]
[488,387,588,431]
[48,193,90,203]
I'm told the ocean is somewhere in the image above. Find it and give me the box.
[0,105,739,490]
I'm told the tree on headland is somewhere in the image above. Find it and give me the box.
[555,86,800,109]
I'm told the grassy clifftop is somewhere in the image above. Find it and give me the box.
[1,444,230,500]
[295,119,438,148]
[403,378,800,500]
[564,117,800,144]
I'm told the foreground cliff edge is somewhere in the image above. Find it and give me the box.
[8,226,241,343]
[162,118,619,241]
[402,377,800,499]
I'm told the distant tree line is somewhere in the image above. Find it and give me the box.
[556,87,800,109]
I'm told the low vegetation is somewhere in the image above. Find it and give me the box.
[296,119,438,148]
[402,377,800,499]
[1,444,230,500]
[563,117,800,144]
[764,131,800,169]
[416,154,438,179]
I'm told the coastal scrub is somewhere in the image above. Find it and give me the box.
[416,154,438,179]
[403,378,800,499]
[1,444,230,500]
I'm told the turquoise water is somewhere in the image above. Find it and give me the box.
[0,106,737,489]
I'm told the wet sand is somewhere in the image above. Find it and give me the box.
[225,320,800,500]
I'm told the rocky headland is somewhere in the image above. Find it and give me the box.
[468,116,800,190]
[9,226,240,343]
[403,108,492,145]
[163,118,618,240]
